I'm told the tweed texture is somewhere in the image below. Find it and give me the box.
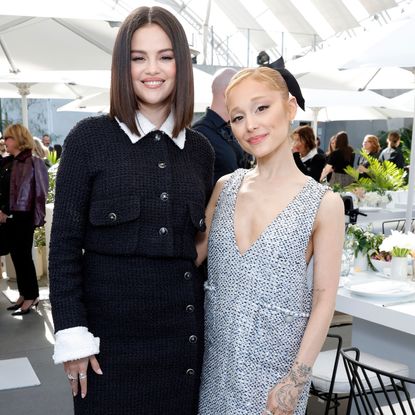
[199,169,328,415]
[49,115,214,414]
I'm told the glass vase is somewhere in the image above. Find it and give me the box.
[391,256,408,281]
[354,252,368,272]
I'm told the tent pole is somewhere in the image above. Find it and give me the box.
[13,83,31,128]
[404,95,415,232]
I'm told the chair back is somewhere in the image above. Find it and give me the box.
[382,219,415,235]
[341,347,415,414]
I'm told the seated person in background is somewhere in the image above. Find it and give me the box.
[357,134,380,176]
[320,131,355,187]
[379,131,405,169]
[292,125,326,182]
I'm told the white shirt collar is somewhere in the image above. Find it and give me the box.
[115,111,186,149]
[301,147,318,163]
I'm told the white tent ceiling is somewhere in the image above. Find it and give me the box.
[0,0,410,68]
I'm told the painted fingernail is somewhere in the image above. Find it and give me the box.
[82,393,86,399]
[97,368,103,375]
[73,392,76,397]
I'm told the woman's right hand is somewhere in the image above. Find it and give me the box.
[64,355,103,398]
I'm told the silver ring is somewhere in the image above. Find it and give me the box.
[67,373,76,381]
[79,373,87,380]
[265,410,274,415]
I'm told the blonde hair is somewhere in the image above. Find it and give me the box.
[225,67,289,105]
[363,134,380,153]
[3,124,34,152]
[33,137,49,159]
[0,138,6,154]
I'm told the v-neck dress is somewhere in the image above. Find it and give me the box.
[199,169,329,415]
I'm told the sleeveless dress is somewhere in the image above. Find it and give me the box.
[199,169,328,415]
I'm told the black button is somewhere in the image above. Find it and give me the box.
[186,305,195,313]
[184,271,192,280]
[186,368,195,376]
[160,192,169,201]
[154,133,161,142]
[199,218,206,230]
[189,335,198,343]
[159,227,168,236]
[158,161,167,169]
[108,212,117,221]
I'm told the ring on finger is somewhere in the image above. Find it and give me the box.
[79,373,87,380]
[67,373,76,381]
[265,410,274,415]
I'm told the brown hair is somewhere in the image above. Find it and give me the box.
[387,131,400,148]
[225,66,289,104]
[3,124,34,152]
[110,6,194,137]
[363,134,380,154]
[335,131,354,163]
[292,125,316,153]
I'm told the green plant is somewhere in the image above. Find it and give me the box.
[34,226,46,247]
[346,224,384,270]
[344,151,406,194]
[47,150,59,166]
[47,164,58,204]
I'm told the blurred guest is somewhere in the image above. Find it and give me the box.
[320,131,355,186]
[316,137,324,155]
[379,131,405,169]
[42,133,53,152]
[292,125,326,182]
[0,124,48,315]
[33,137,52,168]
[0,138,7,157]
[193,68,252,183]
[53,144,62,160]
[357,134,380,175]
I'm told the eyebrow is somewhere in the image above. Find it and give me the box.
[130,48,174,54]
[229,95,270,113]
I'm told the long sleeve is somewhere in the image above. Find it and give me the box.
[33,157,49,227]
[49,123,92,332]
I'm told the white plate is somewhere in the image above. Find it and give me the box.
[345,280,415,298]
[359,206,381,213]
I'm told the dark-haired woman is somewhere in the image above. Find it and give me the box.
[379,131,405,169]
[49,6,214,414]
[320,131,355,186]
[292,125,326,182]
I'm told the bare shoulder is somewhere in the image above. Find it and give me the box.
[315,190,344,222]
[208,173,232,206]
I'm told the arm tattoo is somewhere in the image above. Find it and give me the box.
[274,361,312,411]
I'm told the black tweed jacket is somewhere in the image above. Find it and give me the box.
[49,115,214,331]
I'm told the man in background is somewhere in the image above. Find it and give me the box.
[193,68,252,183]
[41,134,53,152]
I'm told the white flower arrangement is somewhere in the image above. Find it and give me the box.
[360,191,391,207]
[379,231,415,257]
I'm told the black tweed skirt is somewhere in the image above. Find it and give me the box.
[73,252,204,415]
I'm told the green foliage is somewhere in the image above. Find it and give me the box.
[34,226,46,247]
[345,150,406,194]
[47,164,58,204]
[47,150,59,165]
[346,224,384,270]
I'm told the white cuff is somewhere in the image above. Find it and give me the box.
[53,326,100,364]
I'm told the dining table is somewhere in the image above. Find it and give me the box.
[336,271,415,393]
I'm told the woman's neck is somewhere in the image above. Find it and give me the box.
[139,102,171,129]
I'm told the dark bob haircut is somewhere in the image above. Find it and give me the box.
[109,6,194,138]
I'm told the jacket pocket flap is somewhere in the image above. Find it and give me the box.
[89,197,140,226]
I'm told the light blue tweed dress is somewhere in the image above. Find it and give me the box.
[199,169,328,415]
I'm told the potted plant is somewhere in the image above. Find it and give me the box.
[344,151,406,197]
[346,224,384,271]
